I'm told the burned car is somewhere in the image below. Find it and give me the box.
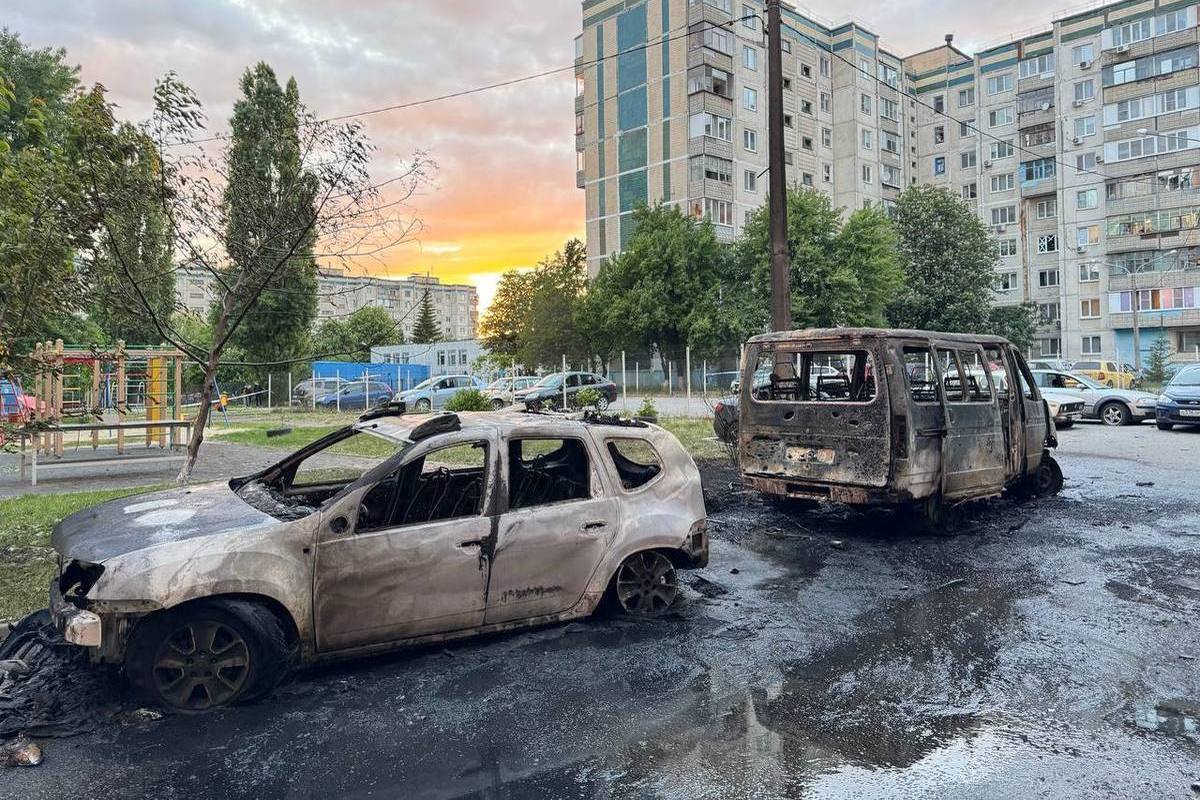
[48,410,707,711]
[737,329,1062,522]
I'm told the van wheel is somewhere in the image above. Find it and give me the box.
[613,551,679,616]
[1035,455,1064,496]
[916,495,965,533]
[1099,402,1130,427]
[126,600,291,712]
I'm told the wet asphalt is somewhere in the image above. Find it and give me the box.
[4,424,1200,799]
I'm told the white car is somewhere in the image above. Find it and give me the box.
[1041,389,1085,429]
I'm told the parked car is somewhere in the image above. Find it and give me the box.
[292,377,344,403]
[315,380,394,411]
[1039,389,1085,429]
[1072,360,1136,389]
[514,372,618,411]
[46,409,708,710]
[1155,364,1200,431]
[1028,358,1073,372]
[485,376,540,410]
[736,328,1062,524]
[1031,369,1158,426]
[394,375,486,412]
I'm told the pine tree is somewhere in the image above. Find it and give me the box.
[410,290,442,343]
[1143,335,1173,388]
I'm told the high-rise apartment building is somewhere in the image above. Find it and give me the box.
[576,0,1200,363]
[175,267,480,341]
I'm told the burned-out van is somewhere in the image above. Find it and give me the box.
[737,328,1062,520]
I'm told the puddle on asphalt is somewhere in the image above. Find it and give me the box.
[1133,700,1200,741]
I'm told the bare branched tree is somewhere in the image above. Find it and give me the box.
[81,71,432,481]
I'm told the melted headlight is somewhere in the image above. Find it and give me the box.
[58,560,105,606]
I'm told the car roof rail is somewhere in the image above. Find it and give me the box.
[358,402,407,422]
[410,412,461,440]
[581,411,648,428]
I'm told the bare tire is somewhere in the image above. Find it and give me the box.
[126,599,291,712]
[1035,454,1064,496]
[1099,401,1130,427]
[414,398,432,413]
[613,551,679,616]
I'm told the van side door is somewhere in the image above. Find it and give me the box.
[899,344,947,499]
[935,345,1008,499]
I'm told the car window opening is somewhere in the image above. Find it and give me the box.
[509,438,590,509]
[751,349,877,403]
[606,439,662,490]
[358,441,488,531]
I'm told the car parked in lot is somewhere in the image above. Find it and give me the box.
[513,371,618,411]
[46,409,708,711]
[1028,358,1073,372]
[315,380,394,411]
[394,375,486,412]
[1031,370,1159,426]
[485,376,541,410]
[1156,364,1200,431]
[1072,360,1136,389]
[1040,389,1085,429]
[292,377,344,404]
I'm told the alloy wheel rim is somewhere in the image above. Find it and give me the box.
[1102,406,1123,425]
[616,552,679,615]
[153,620,250,710]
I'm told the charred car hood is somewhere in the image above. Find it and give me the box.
[52,482,275,563]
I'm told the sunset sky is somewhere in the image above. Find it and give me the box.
[7,0,1060,310]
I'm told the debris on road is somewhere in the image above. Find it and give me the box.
[0,738,42,768]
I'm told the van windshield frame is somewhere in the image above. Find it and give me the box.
[745,345,879,405]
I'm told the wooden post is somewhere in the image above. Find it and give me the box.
[173,355,183,449]
[90,356,101,450]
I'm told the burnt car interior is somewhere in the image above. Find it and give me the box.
[357,441,488,531]
[752,350,877,403]
[606,439,662,490]
[508,438,590,509]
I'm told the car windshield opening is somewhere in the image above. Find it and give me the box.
[749,349,877,403]
[236,428,408,520]
[1173,369,1200,386]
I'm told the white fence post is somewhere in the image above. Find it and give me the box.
[267,374,272,411]
[561,354,568,409]
[686,347,692,414]
[336,369,341,413]
[621,351,627,412]
[287,371,292,408]
[311,367,317,411]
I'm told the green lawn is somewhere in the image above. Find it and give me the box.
[0,486,161,620]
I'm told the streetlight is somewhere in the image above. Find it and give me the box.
[1098,249,1177,371]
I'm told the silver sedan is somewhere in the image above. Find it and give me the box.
[1031,370,1159,426]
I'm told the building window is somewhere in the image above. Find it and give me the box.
[882,164,902,188]
[934,125,945,144]
[1080,299,1101,319]
[999,238,1018,257]
[820,56,830,77]
[784,151,794,165]
[744,169,757,192]
[1035,197,1057,219]
[1073,79,1094,102]
[1081,336,1102,355]
[1038,337,1062,357]
[1037,233,1059,254]
[1038,302,1060,323]
[786,113,796,127]
[687,65,732,98]
[689,154,733,184]
[961,150,977,169]
[821,127,832,148]
[701,197,734,226]
[958,87,975,107]
[861,94,872,115]
[744,45,758,71]
[880,97,899,121]
[987,73,1013,95]
[783,77,792,91]
[861,129,873,150]
[822,163,832,182]
[1110,128,1198,163]
[798,135,811,151]
[689,112,732,141]
[693,25,733,55]
[820,92,831,113]
[933,94,945,113]
[1072,43,1095,64]
[882,131,899,153]
[800,63,812,78]
[1077,188,1098,210]
[802,172,814,187]
[933,156,946,176]
[1021,158,1056,182]
[1080,262,1101,282]
[742,5,756,29]
[996,271,1018,291]
[862,164,873,185]
[1039,268,1060,287]
[1074,116,1095,138]
[743,87,758,111]
[1019,52,1055,79]
[1075,152,1097,174]
[799,99,812,115]
[962,182,978,200]
[743,128,757,152]
[992,205,1017,225]
[960,120,973,137]
[575,113,584,136]
[990,140,1014,159]
[988,107,1014,127]
[991,173,1015,192]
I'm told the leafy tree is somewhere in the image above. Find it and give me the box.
[986,303,1040,351]
[888,185,997,333]
[521,238,591,370]
[478,269,535,358]
[588,204,725,376]
[310,305,403,362]
[410,290,442,343]
[223,63,318,365]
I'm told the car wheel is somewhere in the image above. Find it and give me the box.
[1099,401,1130,427]
[414,398,432,413]
[1035,454,1064,496]
[490,398,506,411]
[126,599,291,712]
[1157,422,1174,431]
[613,551,679,616]
[1057,419,1073,429]
[595,396,610,412]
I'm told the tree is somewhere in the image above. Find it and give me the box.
[1142,333,1173,388]
[310,305,403,362]
[888,185,997,333]
[223,64,318,365]
[478,269,535,359]
[986,303,1040,351]
[521,238,589,370]
[410,290,442,344]
[588,204,726,376]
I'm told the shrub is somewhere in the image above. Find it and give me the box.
[636,397,658,419]
[444,389,493,412]
[574,387,601,409]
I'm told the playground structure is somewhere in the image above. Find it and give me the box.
[25,339,193,459]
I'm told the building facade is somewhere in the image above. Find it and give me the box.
[576,0,1200,364]
[174,267,480,341]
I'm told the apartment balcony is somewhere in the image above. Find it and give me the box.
[687,134,734,160]
[1018,105,1056,130]
[1110,308,1200,327]
[1108,268,1200,292]
[575,94,584,115]
[1019,175,1058,197]
[687,177,734,202]
[1017,73,1054,93]
[1105,28,1200,64]
[688,0,733,29]
[686,44,734,73]
[576,169,586,189]
[687,90,734,117]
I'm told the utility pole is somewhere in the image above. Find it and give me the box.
[766,0,791,333]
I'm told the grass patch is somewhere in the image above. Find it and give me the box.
[0,486,161,620]
[655,417,730,462]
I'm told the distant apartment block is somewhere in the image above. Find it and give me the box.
[576,0,1200,363]
[175,267,479,341]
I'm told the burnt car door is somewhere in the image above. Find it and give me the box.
[312,432,497,652]
[1010,349,1049,476]
[899,344,947,494]
[483,435,618,625]
[934,344,1007,499]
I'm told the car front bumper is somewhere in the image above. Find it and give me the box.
[49,577,102,648]
[1157,404,1200,424]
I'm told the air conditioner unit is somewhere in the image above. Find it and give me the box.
[1072,136,1084,145]
[1079,60,1092,69]
[1041,102,1053,112]
[1095,155,1105,163]
[1116,44,1130,53]
[1072,99,1086,108]
[983,159,993,168]
[994,224,1007,233]
[1077,245,1088,253]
